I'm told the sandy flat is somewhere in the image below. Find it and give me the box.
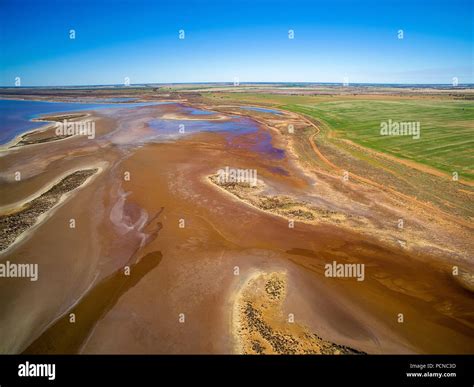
[0,100,472,355]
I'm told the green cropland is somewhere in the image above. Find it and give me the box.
[203,92,474,180]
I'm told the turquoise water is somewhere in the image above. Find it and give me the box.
[0,99,160,144]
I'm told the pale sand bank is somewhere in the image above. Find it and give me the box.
[232,270,364,354]
[0,165,104,255]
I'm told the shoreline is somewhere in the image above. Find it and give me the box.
[205,173,471,263]
[0,111,96,151]
[0,164,105,256]
[0,95,472,354]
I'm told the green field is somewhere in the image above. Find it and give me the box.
[205,93,474,181]
[282,99,474,180]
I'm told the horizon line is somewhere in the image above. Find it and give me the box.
[1,81,473,89]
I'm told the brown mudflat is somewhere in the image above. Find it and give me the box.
[0,99,472,355]
[23,251,162,354]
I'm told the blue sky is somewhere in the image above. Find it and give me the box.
[0,0,472,86]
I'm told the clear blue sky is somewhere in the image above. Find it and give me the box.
[0,0,472,86]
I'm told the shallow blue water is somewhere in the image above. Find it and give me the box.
[147,116,255,136]
[240,106,283,115]
[148,115,284,159]
[252,131,285,159]
[0,99,159,144]
[179,105,216,116]
[0,99,285,159]
[94,97,138,102]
